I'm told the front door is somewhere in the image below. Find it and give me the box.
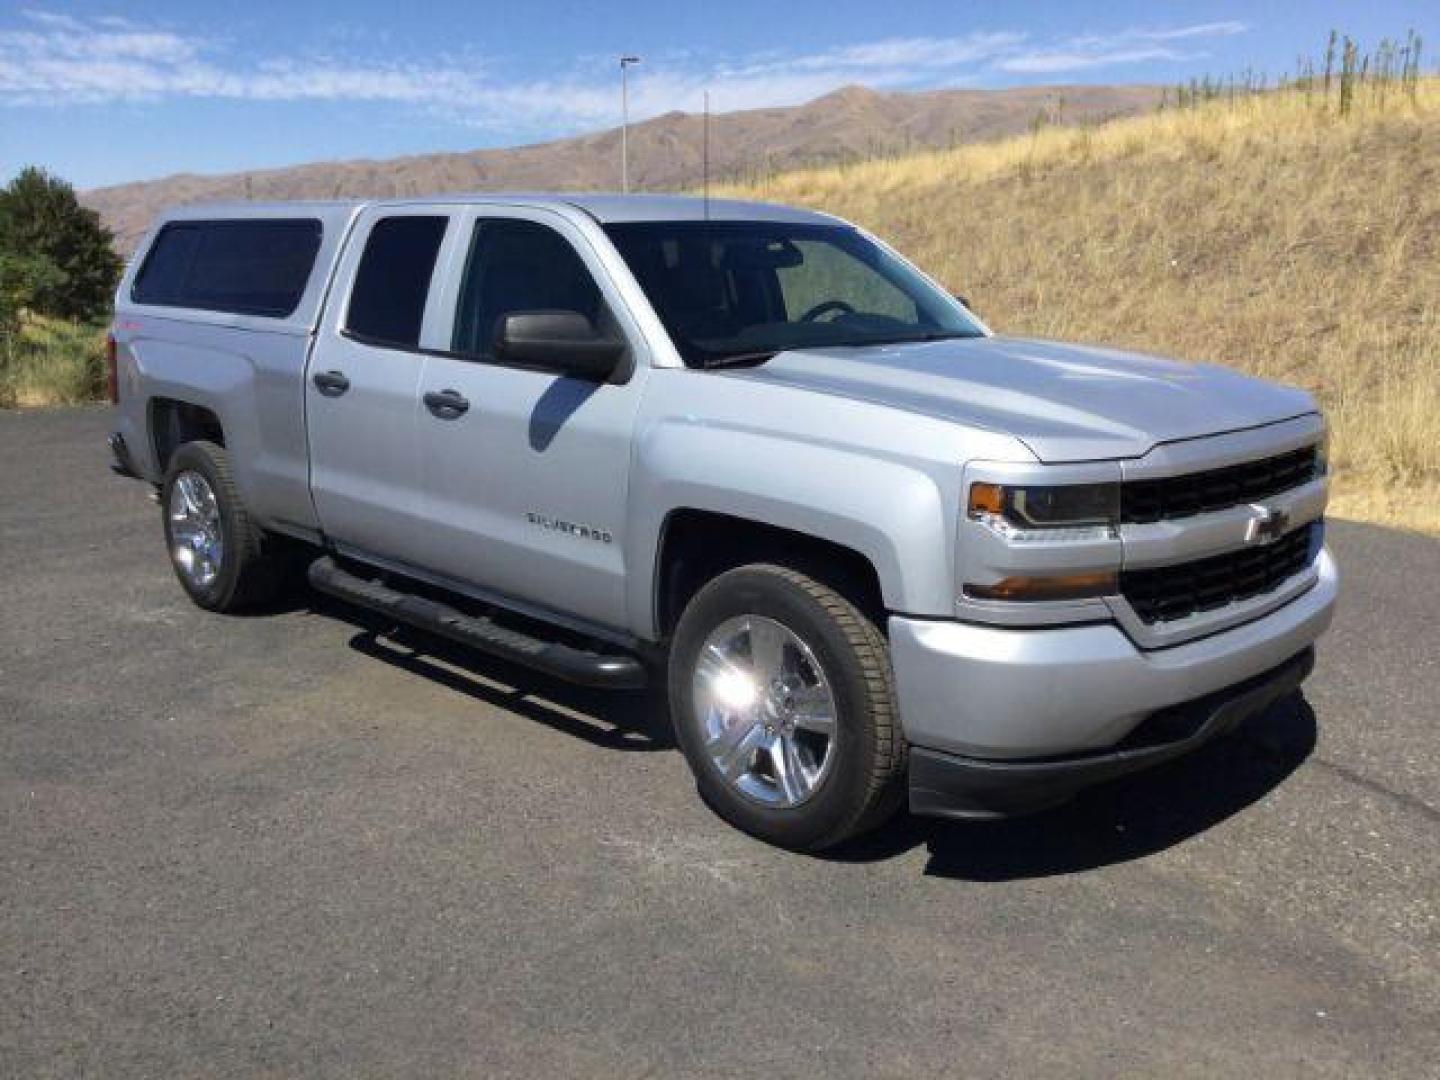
[411,208,649,632]
[306,208,454,560]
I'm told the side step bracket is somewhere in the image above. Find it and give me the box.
[307,556,647,690]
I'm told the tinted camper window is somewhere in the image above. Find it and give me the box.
[132,219,322,317]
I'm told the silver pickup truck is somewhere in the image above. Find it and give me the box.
[108,194,1337,851]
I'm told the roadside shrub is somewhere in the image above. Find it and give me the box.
[0,316,107,407]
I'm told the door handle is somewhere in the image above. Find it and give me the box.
[312,370,350,396]
[424,389,470,419]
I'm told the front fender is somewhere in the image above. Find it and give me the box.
[627,419,958,638]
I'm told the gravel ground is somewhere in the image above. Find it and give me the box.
[2,407,1437,1078]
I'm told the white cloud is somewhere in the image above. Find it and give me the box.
[998,48,1185,74]
[1137,22,1248,42]
[997,21,1246,74]
[769,33,1028,73]
[0,11,1247,128]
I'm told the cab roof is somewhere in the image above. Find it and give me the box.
[161,193,839,227]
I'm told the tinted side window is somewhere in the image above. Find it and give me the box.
[132,219,321,317]
[452,219,607,358]
[346,216,449,348]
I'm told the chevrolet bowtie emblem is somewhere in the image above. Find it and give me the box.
[1246,505,1290,545]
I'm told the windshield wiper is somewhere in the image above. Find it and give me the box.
[696,331,976,368]
[698,350,779,369]
[880,331,978,345]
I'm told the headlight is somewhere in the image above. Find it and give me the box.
[968,481,1120,541]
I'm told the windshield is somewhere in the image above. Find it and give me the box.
[603,221,984,367]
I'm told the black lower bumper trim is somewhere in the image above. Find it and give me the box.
[908,647,1315,821]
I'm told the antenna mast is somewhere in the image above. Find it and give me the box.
[703,91,710,219]
[619,55,641,193]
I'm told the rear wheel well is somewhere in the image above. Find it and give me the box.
[150,398,224,472]
[656,509,886,637]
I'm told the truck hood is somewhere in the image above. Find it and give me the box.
[722,336,1316,462]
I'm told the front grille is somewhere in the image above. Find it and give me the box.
[1120,445,1319,524]
[1120,523,1318,624]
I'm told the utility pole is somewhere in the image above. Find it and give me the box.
[620,55,641,193]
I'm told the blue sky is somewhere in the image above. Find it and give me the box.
[2,1,1436,190]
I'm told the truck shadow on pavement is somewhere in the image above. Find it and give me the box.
[313,594,1316,879]
[320,598,675,753]
[834,694,1319,880]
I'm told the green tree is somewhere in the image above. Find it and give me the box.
[0,250,66,335]
[0,166,122,323]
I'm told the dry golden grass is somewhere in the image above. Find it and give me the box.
[0,315,107,408]
[722,81,1440,533]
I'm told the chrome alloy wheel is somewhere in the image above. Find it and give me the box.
[691,614,839,808]
[167,470,224,590]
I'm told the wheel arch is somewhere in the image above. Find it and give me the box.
[149,397,225,474]
[652,508,888,638]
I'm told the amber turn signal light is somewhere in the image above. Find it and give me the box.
[966,571,1118,602]
[968,482,1005,516]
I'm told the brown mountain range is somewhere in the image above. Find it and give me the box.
[82,82,1160,253]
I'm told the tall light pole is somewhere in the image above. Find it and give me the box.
[619,55,641,193]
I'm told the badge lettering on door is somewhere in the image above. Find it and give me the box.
[526,512,613,544]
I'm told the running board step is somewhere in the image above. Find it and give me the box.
[307,556,647,690]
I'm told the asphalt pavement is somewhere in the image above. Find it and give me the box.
[2,407,1437,1078]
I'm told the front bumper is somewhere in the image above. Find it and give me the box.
[888,546,1337,816]
[909,647,1312,819]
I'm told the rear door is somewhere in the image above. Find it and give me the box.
[408,207,650,632]
[305,207,456,560]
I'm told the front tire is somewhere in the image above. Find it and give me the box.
[161,440,282,612]
[668,564,906,852]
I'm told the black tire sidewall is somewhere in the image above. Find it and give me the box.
[161,442,247,612]
[668,567,890,851]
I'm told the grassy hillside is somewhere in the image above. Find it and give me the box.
[82,83,1159,255]
[723,81,1440,533]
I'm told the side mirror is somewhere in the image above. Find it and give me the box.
[494,309,625,381]
[954,294,977,317]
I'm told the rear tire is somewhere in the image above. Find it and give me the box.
[161,440,283,612]
[668,564,906,852]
